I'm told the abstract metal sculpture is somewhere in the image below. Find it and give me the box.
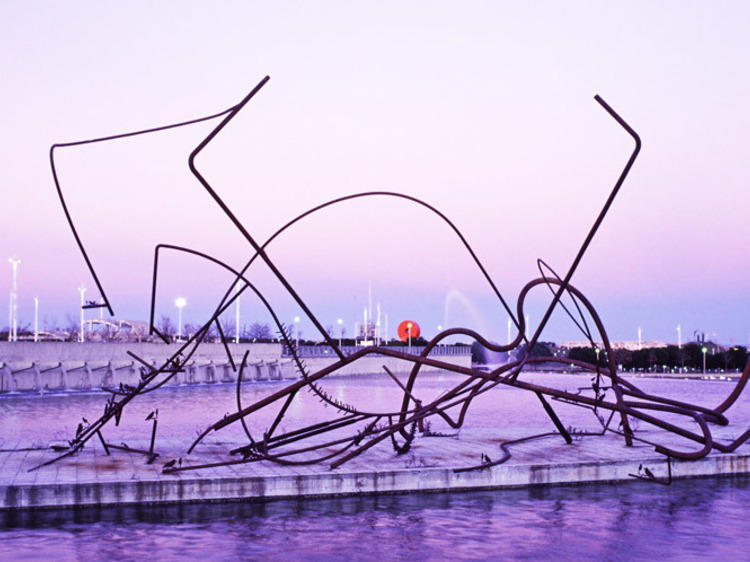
[35,76,750,476]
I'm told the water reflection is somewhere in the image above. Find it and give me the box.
[2,373,747,449]
[2,477,750,560]
[3,373,750,559]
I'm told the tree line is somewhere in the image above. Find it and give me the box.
[567,343,748,372]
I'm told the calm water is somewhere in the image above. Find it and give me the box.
[2,477,750,560]
[2,373,750,560]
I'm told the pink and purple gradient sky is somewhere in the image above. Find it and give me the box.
[1,2,749,345]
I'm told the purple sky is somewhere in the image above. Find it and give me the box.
[1,2,749,346]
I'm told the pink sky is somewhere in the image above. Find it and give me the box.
[1,2,749,345]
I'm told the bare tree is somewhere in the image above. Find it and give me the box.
[245,322,272,340]
[158,315,175,338]
[64,314,79,342]
[220,317,235,341]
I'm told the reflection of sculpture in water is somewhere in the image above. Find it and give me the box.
[36,75,750,477]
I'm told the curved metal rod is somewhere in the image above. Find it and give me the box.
[50,104,237,316]
[537,258,594,344]
[48,80,750,474]
[522,94,641,364]
[713,356,750,414]
[148,245,426,424]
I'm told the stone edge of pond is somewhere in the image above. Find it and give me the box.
[2,453,749,511]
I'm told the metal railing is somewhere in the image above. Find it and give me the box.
[281,344,471,358]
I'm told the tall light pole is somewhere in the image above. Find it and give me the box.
[677,324,682,349]
[702,346,708,374]
[363,307,368,342]
[235,289,240,344]
[337,318,343,348]
[507,317,512,345]
[34,297,38,342]
[175,297,186,341]
[407,321,413,353]
[637,326,642,351]
[376,303,381,345]
[294,316,300,349]
[77,285,86,343]
[8,258,20,342]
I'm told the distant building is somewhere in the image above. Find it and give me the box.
[559,340,668,351]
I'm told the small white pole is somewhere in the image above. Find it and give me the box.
[8,258,20,342]
[78,285,86,343]
[294,316,300,349]
[235,291,240,344]
[175,297,186,341]
[376,303,381,345]
[34,297,38,342]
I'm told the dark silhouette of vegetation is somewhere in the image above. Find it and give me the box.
[565,343,747,372]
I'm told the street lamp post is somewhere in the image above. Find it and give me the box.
[235,290,240,344]
[407,321,413,353]
[34,297,38,342]
[8,258,20,342]
[337,318,343,348]
[294,316,300,349]
[702,346,708,375]
[175,297,186,341]
[77,285,86,343]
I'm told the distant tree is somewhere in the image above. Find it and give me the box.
[157,315,175,337]
[611,348,633,369]
[664,345,681,368]
[567,346,597,364]
[64,314,80,342]
[683,343,703,369]
[728,346,749,370]
[219,317,235,341]
[654,347,671,368]
[246,322,273,340]
[631,349,650,370]
[516,342,552,358]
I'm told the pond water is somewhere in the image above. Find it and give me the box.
[2,372,749,560]
[2,476,750,560]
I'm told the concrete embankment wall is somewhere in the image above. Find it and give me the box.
[0,342,472,394]
[0,342,290,394]
[0,341,282,363]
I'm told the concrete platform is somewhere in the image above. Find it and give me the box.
[2,423,749,511]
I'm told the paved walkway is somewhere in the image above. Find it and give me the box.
[2,417,749,510]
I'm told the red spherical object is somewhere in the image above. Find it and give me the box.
[397,320,420,342]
